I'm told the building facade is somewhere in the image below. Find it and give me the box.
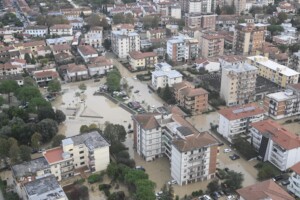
[128,51,158,70]
[247,55,299,88]
[288,162,300,198]
[220,63,257,106]
[24,26,48,37]
[201,33,224,58]
[217,103,265,143]
[111,30,140,58]
[250,119,300,171]
[49,24,73,36]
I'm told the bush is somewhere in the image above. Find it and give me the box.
[99,184,111,191]
[73,178,85,184]
[88,173,103,184]
[232,136,258,160]
[191,190,203,197]
[257,162,281,181]
[294,118,300,122]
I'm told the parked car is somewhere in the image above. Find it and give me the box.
[273,175,284,182]
[167,180,177,185]
[155,191,163,197]
[218,142,224,146]
[281,179,290,186]
[211,191,221,199]
[135,166,145,171]
[223,148,231,153]
[229,154,240,160]
[199,195,212,200]
[134,90,139,93]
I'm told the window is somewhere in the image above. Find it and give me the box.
[79,151,84,154]
[80,156,84,159]
[80,162,85,165]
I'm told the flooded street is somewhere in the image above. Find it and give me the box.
[187,111,219,132]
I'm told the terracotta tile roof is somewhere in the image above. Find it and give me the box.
[132,113,160,130]
[236,179,294,200]
[33,70,59,79]
[149,28,165,34]
[43,147,64,164]
[251,119,300,150]
[129,51,157,60]
[291,162,300,174]
[202,34,224,40]
[50,24,72,30]
[15,40,45,48]
[0,62,21,70]
[172,131,218,152]
[78,45,97,55]
[218,103,265,121]
[180,87,208,97]
[52,44,71,52]
[89,56,112,66]
[67,63,87,73]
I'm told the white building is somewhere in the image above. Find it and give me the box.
[167,34,199,62]
[111,29,140,58]
[188,0,202,13]
[288,162,300,198]
[66,63,89,81]
[49,24,73,36]
[77,45,98,62]
[170,6,181,19]
[194,59,220,73]
[132,106,219,185]
[24,25,48,37]
[151,62,183,89]
[217,103,265,143]
[250,119,300,171]
[84,26,103,48]
[220,63,257,106]
[88,56,113,76]
[24,175,68,200]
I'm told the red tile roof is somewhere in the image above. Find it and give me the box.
[129,51,157,60]
[43,147,64,164]
[33,70,59,79]
[291,162,300,174]
[251,119,300,150]
[236,179,294,200]
[78,45,97,55]
[218,103,265,121]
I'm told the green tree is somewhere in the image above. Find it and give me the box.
[103,123,127,144]
[124,169,148,185]
[103,39,111,50]
[142,16,160,29]
[31,132,42,150]
[0,96,4,106]
[85,14,102,27]
[160,184,174,200]
[267,25,284,36]
[278,12,287,24]
[24,53,31,64]
[55,109,66,124]
[19,145,32,161]
[107,162,121,180]
[106,70,121,91]
[78,83,87,91]
[216,5,221,15]
[9,143,19,164]
[51,134,66,147]
[38,106,56,121]
[135,179,156,200]
[23,77,36,86]
[37,119,58,142]
[0,80,19,104]
[0,138,10,159]
[29,97,51,113]
[224,170,244,190]
[207,179,220,193]
[257,163,280,181]
[161,84,176,104]
[278,44,288,53]
[47,79,61,94]
[16,86,41,102]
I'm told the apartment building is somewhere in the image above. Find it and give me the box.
[247,55,299,88]
[151,62,183,89]
[237,179,294,200]
[173,81,208,114]
[250,119,300,171]
[233,0,246,15]
[217,103,265,143]
[132,106,219,185]
[201,32,224,58]
[128,51,158,70]
[167,34,199,63]
[218,55,247,67]
[24,175,68,200]
[49,24,73,36]
[111,30,140,58]
[0,62,23,75]
[111,24,135,32]
[234,23,267,55]
[264,83,300,119]
[146,29,166,40]
[288,162,300,198]
[84,26,103,48]
[220,63,257,106]
[88,56,113,76]
[24,25,48,37]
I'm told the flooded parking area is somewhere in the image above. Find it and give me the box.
[187,111,219,132]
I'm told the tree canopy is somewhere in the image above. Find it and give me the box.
[106,69,121,91]
[223,170,244,190]
[47,79,61,94]
[113,13,134,24]
[103,123,127,145]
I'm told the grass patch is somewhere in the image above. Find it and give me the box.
[232,136,258,160]
[255,162,281,181]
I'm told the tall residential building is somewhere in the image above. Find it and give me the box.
[111,29,140,58]
[220,63,257,106]
[151,62,183,89]
[201,32,224,58]
[181,0,215,15]
[173,81,209,114]
[288,162,300,198]
[250,119,300,171]
[217,103,265,143]
[247,55,299,88]
[263,83,300,119]
[234,23,267,55]
[185,14,216,30]
[233,0,246,15]
[132,106,219,185]
[167,34,199,63]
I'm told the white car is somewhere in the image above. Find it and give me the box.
[155,191,163,197]
[223,148,232,153]
[199,195,212,200]
[167,180,177,185]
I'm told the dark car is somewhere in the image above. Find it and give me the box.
[281,180,290,186]
[135,166,145,171]
[273,175,284,182]
[229,154,240,160]
[134,90,140,93]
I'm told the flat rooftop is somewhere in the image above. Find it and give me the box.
[266,91,296,101]
[12,157,50,179]
[24,175,67,200]
[223,63,257,73]
[248,55,299,77]
[43,147,65,164]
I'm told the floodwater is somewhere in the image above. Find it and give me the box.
[187,111,219,132]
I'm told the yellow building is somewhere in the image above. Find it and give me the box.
[247,55,299,88]
[128,51,158,70]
